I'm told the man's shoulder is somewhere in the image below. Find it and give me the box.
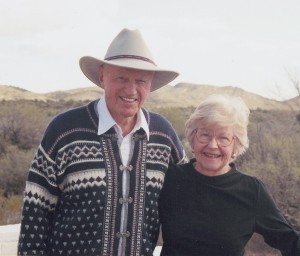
[46,100,98,133]
[142,108,172,127]
[142,108,164,118]
[53,100,97,122]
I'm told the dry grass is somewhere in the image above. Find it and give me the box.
[0,194,22,225]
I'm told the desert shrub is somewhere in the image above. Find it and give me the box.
[0,192,23,225]
[0,145,34,195]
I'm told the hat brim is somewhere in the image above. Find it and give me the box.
[79,56,179,92]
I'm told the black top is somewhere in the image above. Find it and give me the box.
[159,159,300,256]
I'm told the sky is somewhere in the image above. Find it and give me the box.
[1,0,300,100]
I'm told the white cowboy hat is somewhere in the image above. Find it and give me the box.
[79,28,179,92]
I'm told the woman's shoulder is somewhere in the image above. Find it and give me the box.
[231,163,265,189]
[166,161,193,178]
[169,160,192,170]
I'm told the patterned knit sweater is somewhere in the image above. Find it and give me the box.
[18,100,186,256]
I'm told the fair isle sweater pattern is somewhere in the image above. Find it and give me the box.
[18,100,186,256]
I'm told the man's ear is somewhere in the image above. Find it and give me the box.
[98,65,104,87]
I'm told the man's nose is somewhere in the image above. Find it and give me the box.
[124,81,137,93]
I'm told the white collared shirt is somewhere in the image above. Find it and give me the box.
[97,95,149,165]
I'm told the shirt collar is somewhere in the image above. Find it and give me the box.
[97,95,149,140]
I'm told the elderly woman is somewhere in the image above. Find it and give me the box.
[159,94,300,255]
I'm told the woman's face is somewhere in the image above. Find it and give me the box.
[191,125,235,176]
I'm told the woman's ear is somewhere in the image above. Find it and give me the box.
[190,144,195,154]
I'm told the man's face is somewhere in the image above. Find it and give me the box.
[99,65,154,126]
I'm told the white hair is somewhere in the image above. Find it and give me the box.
[185,94,250,156]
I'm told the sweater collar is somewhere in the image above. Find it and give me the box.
[189,158,237,180]
[96,95,149,140]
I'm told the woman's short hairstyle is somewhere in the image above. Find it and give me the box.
[185,94,250,157]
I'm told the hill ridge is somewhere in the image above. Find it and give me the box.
[0,84,299,110]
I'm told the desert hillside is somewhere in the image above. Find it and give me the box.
[0,83,299,110]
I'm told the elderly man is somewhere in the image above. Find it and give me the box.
[18,28,186,256]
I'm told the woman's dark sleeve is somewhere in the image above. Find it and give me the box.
[254,179,300,256]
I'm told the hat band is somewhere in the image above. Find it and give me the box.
[105,55,156,66]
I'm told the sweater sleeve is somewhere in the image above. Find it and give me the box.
[254,179,300,255]
[158,114,187,165]
[147,110,187,165]
[18,126,61,255]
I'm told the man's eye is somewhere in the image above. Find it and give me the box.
[117,77,126,82]
[136,79,146,85]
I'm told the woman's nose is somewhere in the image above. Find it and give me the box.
[207,137,219,147]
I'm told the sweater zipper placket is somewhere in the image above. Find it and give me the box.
[117,164,133,256]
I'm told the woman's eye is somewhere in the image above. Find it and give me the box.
[199,133,210,139]
[220,137,230,141]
